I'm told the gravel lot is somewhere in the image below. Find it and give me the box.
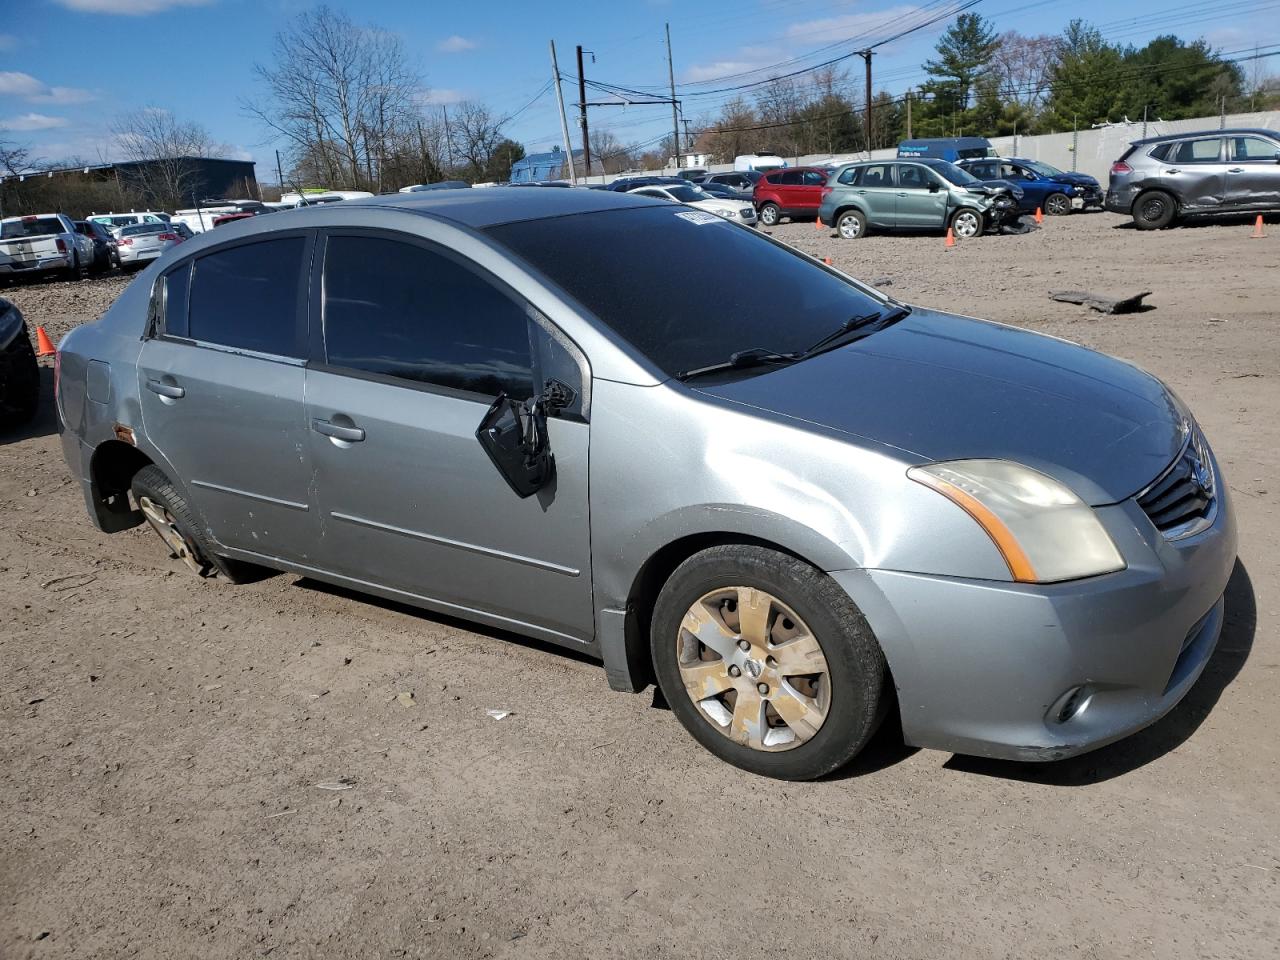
[2,212,1277,959]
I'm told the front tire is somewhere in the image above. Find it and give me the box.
[130,465,255,583]
[651,545,887,780]
[836,209,867,240]
[949,207,983,239]
[1044,192,1072,216]
[758,202,781,226]
[1133,190,1176,230]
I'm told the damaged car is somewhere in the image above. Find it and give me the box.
[0,296,39,429]
[820,158,1025,239]
[55,189,1236,780]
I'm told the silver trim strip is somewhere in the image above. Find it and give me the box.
[190,479,310,511]
[330,511,581,577]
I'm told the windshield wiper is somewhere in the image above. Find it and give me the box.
[799,305,912,360]
[675,346,800,381]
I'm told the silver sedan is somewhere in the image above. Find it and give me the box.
[55,189,1236,779]
[112,222,182,269]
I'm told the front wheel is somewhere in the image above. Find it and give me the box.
[651,545,888,780]
[949,207,983,239]
[1133,190,1176,230]
[758,202,780,226]
[1044,192,1072,216]
[836,209,867,240]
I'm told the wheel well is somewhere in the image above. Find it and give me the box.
[621,533,815,691]
[833,204,864,220]
[89,440,153,530]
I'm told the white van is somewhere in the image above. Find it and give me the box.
[733,153,787,173]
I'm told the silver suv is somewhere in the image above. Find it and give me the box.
[1106,127,1280,229]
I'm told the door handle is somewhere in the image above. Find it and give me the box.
[1227,167,1244,173]
[896,192,907,197]
[1164,168,1180,174]
[145,379,185,399]
[311,418,365,442]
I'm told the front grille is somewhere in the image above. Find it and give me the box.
[1138,429,1216,537]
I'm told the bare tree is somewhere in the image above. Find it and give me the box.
[448,101,505,181]
[696,97,759,162]
[245,5,424,191]
[589,126,630,174]
[111,108,224,208]
[992,32,1060,113]
[0,134,34,176]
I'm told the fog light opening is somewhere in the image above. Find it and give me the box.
[1050,685,1090,725]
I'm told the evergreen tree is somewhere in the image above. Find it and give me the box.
[1042,20,1123,130]
[921,13,1000,115]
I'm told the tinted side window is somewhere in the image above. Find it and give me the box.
[188,237,304,357]
[1148,143,1171,161]
[1231,136,1279,160]
[163,262,191,338]
[802,170,827,185]
[861,164,893,187]
[837,167,860,185]
[1172,139,1222,163]
[778,170,802,185]
[322,235,534,400]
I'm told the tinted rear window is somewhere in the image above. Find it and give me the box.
[188,237,304,357]
[1,217,63,239]
[486,207,884,377]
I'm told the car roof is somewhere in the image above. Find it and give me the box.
[1132,127,1279,145]
[326,185,658,229]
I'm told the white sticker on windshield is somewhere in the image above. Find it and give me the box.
[674,210,722,225]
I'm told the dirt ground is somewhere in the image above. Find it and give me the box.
[2,212,1277,959]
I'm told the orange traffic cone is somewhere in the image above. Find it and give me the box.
[1034,207,1044,224]
[945,228,956,248]
[814,216,823,231]
[1250,215,1266,239]
[35,326,56,357]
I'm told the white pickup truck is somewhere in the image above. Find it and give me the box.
[0,213,96,281]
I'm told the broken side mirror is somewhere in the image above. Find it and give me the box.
[476,393,555,498]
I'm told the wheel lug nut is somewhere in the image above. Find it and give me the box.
[737,639,750,652]
[728,665,741,677]
[757,683,769,695]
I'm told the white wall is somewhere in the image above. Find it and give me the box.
[587,110,1280,185]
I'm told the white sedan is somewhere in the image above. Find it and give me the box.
[628,184,758,226]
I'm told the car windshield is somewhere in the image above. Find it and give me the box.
[665,185,707,202]
[1023,160,1064,177]
[486,206,886,377]
[1,217,63,239]
[932,161,982,186]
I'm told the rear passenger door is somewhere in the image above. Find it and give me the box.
[1161,137,1227,210]
[856,164,898,225]
[137,233,321,563]
[303,231,595,645]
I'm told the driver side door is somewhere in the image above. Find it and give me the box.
[303,230,594,646]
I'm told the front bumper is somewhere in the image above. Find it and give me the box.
[833,475,1237,762]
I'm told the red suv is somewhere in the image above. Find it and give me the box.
[753,167,831,226]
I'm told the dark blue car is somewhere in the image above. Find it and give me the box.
[957,157,1103,215]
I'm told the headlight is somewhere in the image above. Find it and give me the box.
[1072,185,1085,194]
[714,208,734,218]
[908,459,1125,583]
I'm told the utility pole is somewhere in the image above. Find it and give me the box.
[417,120,430,182]
[441,104,454,169]
[666,22,680,171]
[859,50,873,152]
[550,40,578,184]
[905,90,912,140]
[274,149,285,197]
[576,46,591,177]
[681,118,691,154]
[1141,105,1148,140]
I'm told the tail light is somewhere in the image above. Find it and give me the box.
[55,238,67,253]
[1111,161,1132,175]
[158,233,178,241]
[118,238,133,246]
[821,186,833,199]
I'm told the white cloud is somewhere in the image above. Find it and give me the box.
[0,34,17,51]
[0,71,96,105]
[684,61,763,83]
[1,113,71,132]
[437,35,476,53]
[53,0,213,14]
[785,6,923,45]
[0,72,45,97]
[420,89,466,105]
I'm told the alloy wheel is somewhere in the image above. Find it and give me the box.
[952,211,980,238]
[760,205,779,226]
[138,495,208,576]
[676,586,831,752]
[838,214,862,239]
[1045,193,1071,216]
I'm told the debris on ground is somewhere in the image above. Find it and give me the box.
[1048,289,1153,314]
[395,691,416,707]
[485,709,512,720]
[315,778,356,791]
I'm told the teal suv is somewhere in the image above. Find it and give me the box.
[819,158,1023,239]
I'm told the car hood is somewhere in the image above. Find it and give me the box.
[1049,172,1100,187]
[694,308,1186,505]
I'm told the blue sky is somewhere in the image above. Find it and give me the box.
[3,0,1277,179]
